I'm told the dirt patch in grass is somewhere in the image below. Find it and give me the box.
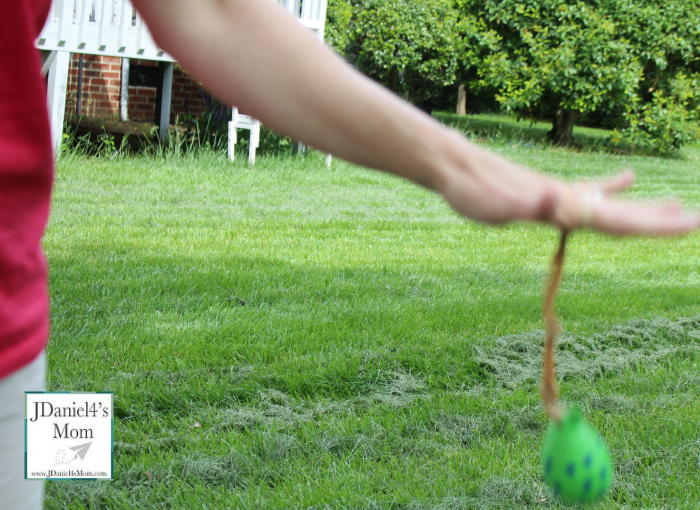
[474,315,700,389]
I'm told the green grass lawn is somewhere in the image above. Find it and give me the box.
[44,129,700,508]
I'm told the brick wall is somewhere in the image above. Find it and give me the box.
[65,55,213,123]
[173,66,207,118]
[66,55,122,118]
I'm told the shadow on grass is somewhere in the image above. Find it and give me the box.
[45,242,700,509]
[48,241,700,408]
[433,112,687,159]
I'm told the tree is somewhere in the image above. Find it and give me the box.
[459,0,642,145]
[326,0,700,151]
[607,0,700,153]
[614,0,700,95]
[331,0,462,110]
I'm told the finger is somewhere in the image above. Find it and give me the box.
[591,199,700,235]
[659,200,683,215]
[586,169,635,196]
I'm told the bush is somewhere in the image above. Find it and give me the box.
[610,76,700,155]
[234,126,294,157]
[458,0,643,145]
[325,0,354,54]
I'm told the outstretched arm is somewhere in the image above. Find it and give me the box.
[132,0,700,235]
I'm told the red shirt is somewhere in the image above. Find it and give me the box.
[0,0,53,380]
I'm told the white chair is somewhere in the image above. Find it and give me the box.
[227,0,332,167]
[228,108,261,165]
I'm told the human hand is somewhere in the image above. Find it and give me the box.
[439,142,700,235]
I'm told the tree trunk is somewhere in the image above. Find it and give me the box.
[548,105,579,145]
[456,84,467,116]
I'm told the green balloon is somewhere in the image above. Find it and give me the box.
[541,408,612,504]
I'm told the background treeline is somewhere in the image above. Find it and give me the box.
[326,0,700,153]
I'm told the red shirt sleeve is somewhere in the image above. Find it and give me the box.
[0,0,54,379]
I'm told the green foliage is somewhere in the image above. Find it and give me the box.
[179,93,294,157]
[610,72,700,155]
[61,118,135,159]
[180,94,230,152]
[325,0,354,54]
[336,0,461,107]
[614,0,700,81]
[234,125,294,157]
[608,1,700,153]
[459,0,642,124]
[455,0,700,149]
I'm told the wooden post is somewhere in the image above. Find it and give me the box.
[40,50,56,77]
[155,61,174,142]
[46,50,71,158]
[76,54,84,116]
[456,84,467,116]
[120,57,129,121]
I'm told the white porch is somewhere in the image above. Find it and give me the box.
[36,0,329,164]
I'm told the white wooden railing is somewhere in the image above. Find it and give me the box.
[280,0,328,39]
[36,0,172,61]
[37,0,327,57]
[36,0,329,164]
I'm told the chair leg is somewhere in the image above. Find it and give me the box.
[326,153,332,168]
[249,121,261,165]
[228,121,236,161]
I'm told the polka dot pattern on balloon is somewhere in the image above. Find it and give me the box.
[541,408,612,504]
